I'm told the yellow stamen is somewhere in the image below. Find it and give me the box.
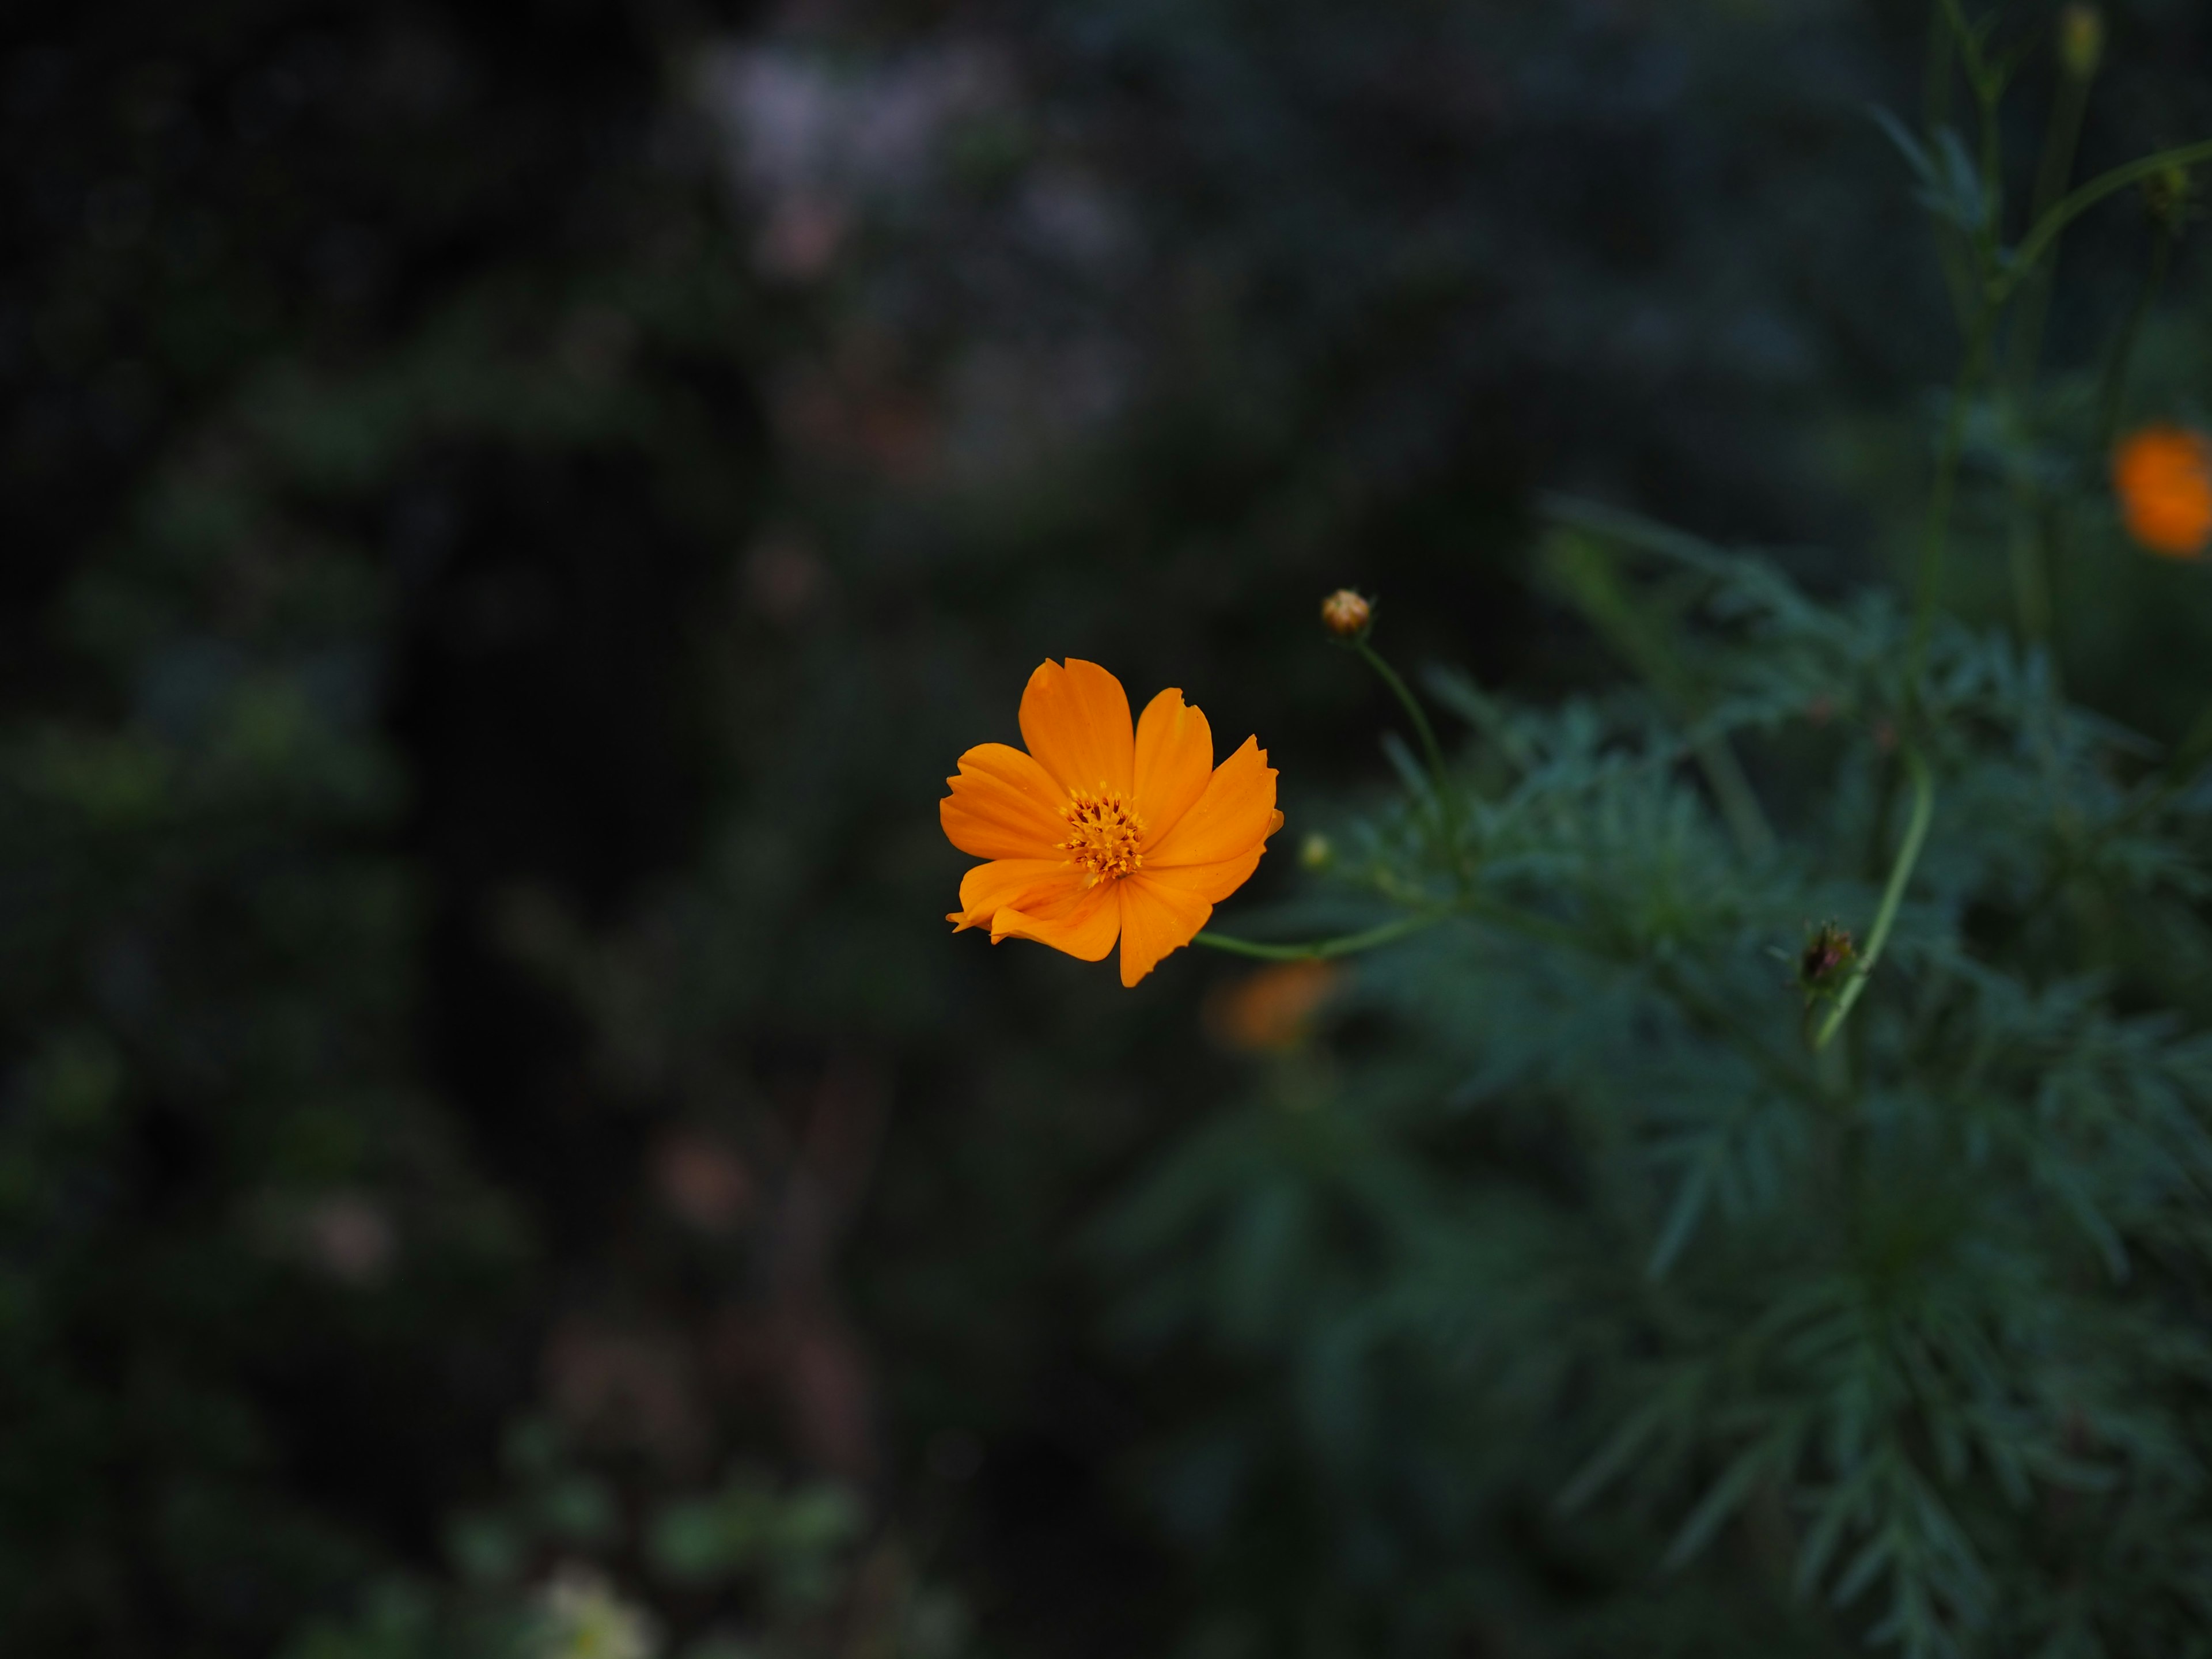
[1059,788,1145,881]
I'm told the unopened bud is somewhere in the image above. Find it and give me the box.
[1299,832,1334,872]
[1796,921,1857,1001]
[2058,4,2104,80]
[1320,589,1373,639]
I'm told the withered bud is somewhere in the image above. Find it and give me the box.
[2059,4,2105,80]
[1321,589,1373,639]
[1797,922,1857,998]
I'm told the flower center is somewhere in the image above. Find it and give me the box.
[1059,789,1145,882]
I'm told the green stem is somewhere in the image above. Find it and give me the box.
[1910,309,1996,684]
[1922,3,1976,334]
[2006,139,2212,293]
[2005,488,2053,647]
[1813,749,1937,1052]
[1353,637,1461,872]
[1970,69,2003,273]
[2099,224,2171,450]
[2009,51,2096,393]
[1922,0,1953,135]
[1194,914,1438,962]
[1936,0,2003,272]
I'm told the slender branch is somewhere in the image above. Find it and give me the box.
[2008,39,2096,392]
[1936,0,1986,87]
[1814,749,1937,1052]
[1976,95,2003,259]
[1922,0,1954,139]
[1909,309,1996,684]
[2006,138,2212,293]
[2004,489,2054,647]
[1355,638,1449,798]
[1922,2,1976,334]
[2099,224,2172,449]
[1194,914,1439,962]
[1352,637,1463,873]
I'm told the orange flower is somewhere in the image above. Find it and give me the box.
[1206,959,1339,1053]
[941,659,1283,986]
[2114,425,2212,559]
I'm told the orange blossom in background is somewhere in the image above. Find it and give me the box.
[941,659,1282,986]
[1206,959,1340,1053]
[2113,424,2212,559]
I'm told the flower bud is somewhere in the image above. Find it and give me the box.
[2059,4,2104,80]
[1320,589,1373,639]
[1797,922,1857,1000]
[1299,832,1334,872]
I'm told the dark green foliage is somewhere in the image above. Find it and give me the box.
[9,1,2212,1657]
[1081,9,2212,1648]
[1103,523,2212,1657]
[1100,527,2212,1654]
[0,459,512,1645]
[1,3,759,1650]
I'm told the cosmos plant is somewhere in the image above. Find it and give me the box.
[954,7,2212,1656]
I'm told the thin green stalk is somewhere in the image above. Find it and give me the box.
[2005,491,2054,647]
[1910,309,1997,683]
[1905,6,2003,686]
[1194,914,1438,962]
[1935,0,2005,271]
[2099,224,2172,449]
[1971,78,2004,272]
[1986,14,2092,657]
[1936,0,1986,89]
[1814,749,1937,1052]
[1352,636,1462,872]
[2006,138,2212,293]
[1922,0,1954,137]
[2009,48,2097,393]
[1921,3,1978,334]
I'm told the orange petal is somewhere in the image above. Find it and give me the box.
[1147,736,1279,869]
[1117,875,1214,986]
[1018,659,1134,797]
[948,858,1083,932]
[941,742,1069,860]
[1136,843,1265,905]
[991,878,1121,961]
[1133,687,1214,847]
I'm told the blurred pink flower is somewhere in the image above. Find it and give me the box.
[298,1192,396,1286]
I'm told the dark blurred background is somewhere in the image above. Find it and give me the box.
[6,2,2212,1655]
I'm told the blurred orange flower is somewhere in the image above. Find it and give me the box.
[941,659,1282,986]
[1207,959,1340,1053]
[2113,425,2212,559]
